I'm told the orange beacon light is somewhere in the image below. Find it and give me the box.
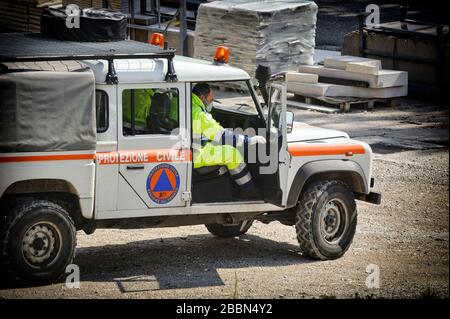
[214,46,229,64]
[149,33,165,48]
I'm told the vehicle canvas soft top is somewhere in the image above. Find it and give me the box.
[0,33,178,83]
[0,61,97,153]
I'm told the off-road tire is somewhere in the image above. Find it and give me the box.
[0,200,77,285]
[295,180,357,260]
[205,220,253,238]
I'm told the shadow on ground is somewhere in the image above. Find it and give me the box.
[0,233,315,293]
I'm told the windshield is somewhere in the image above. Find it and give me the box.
[202,80,259,115]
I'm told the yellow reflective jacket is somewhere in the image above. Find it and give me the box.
[122,89,155,128]
[192,93,223,142]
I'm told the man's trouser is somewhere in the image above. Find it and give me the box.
[193,143,253,189]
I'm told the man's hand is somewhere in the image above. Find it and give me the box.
[249,136,267,145]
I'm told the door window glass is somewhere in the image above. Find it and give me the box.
[122,88,179,136]
[96,90,108,133]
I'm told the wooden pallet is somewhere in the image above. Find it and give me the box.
[288,94,397,113]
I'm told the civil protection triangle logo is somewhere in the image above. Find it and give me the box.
[146,163,180,204]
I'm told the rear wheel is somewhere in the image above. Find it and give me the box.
[0,200,77,285]
[295,180,357,260]
[205,220,253,238]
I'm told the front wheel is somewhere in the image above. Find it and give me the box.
[205,220,253,238]
[295,180,357,260]
[0,200,77,285]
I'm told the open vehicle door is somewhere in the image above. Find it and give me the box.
[262,81,288,206]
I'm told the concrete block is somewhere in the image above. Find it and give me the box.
[298,65,408,88]
[345,61,380,75]
[324,55,382,70]
[286,72,318,84]
[287,82,407,99]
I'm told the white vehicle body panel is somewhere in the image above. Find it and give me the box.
[96,201,283,220]
[287,122,349,142]
[95,84,119,213]
[0,151,96,219]
[286,137,373,199]
[83,56,250,85]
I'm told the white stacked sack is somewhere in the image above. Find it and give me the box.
[287,55,408,99]
[194,0,318,78]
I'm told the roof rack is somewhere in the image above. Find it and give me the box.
[0,33,178,84]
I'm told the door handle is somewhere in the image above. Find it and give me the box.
[126,164,144,170]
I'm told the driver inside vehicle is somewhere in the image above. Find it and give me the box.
[191,83,266,196]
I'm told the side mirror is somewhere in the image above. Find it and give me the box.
[286,111,294,134]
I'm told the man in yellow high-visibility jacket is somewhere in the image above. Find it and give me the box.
[192,83,266,190]
[122,89,155,131]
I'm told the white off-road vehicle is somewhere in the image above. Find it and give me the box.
[0,34,380,284]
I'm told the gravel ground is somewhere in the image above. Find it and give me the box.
[1,101,448,299]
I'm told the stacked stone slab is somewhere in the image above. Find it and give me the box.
[288,55,408,99]
[194,0,318,79]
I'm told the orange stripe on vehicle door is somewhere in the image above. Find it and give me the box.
[288,144,366,157]
[96,149,192,165]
